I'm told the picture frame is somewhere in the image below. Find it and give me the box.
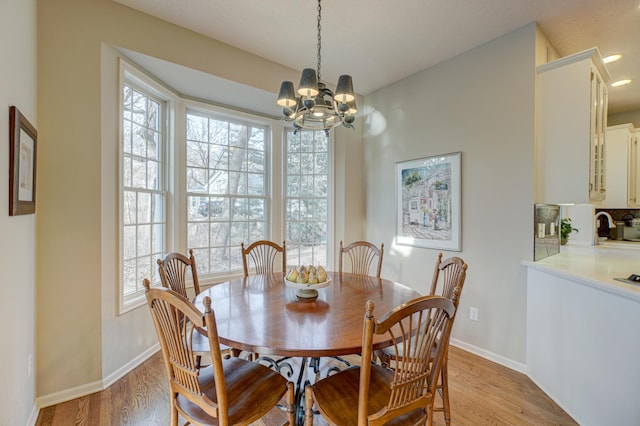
[396,152,461,251]
[9,106,38,216]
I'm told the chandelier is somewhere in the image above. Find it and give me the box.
[276,0,356,133]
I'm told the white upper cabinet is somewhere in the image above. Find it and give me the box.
[536,48,610,205]
[604,124,640,208]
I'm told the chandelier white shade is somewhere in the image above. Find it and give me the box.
[277,0,356,133]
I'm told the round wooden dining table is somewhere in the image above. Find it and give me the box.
[193,271,421,357]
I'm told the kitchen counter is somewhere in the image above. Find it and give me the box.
[522,244,640,302]
[523,244,640,426]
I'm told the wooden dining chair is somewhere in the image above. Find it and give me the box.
[157,249,201,298]
[428,253,468,426]
[304,295,457,426]
[241,240,286,277]
[157,249,236,361]
[143,279,295,426]
[377,252,468,426]
[339,240,384,278]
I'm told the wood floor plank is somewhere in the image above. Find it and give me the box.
[35,347,577,425]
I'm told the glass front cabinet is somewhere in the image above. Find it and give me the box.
[536,48,611,205]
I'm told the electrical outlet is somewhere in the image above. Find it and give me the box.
[28,354,33,378]
[469,307,479,321]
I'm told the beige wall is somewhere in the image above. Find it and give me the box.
[0,0,38,423]
[363,23,537,366]
[37,0,363,401]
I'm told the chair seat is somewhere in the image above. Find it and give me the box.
[311,365,429,426]
[176,357,290,425]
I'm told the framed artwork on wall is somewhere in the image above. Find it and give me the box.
[9,106,38,216]
[396,152,461,251]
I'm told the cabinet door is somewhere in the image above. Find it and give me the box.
[589,66,608,201]
[632,133,640,206]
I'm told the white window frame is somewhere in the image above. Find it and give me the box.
[118,61,175,313]
[116,59,335,313]
[183,102,272,279]
[284,129,335,269]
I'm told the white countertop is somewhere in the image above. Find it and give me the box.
[522,243,640,302]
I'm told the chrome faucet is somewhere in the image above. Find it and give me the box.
[594,212,616,246]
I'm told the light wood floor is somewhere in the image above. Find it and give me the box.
[36,346,577,425]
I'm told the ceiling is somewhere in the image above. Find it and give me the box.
[113,0,640,115]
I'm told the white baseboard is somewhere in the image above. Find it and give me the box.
[102,343,160,389]
[450,338,527,374]
[36,344,160,410]
[36,378,104,410]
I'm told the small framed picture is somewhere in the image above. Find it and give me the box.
[9,106,38,216]
[396,152,461,251]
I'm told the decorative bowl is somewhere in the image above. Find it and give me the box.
[284,276,331,301]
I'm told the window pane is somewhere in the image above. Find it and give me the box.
[249,222,265,241]
[288,153,300,175]
[230,222,248,245]
[131,157,147,188]
[210,170,228,194]
[123,191,136,225]
[232,198,248,219]
[121,81,166,305]
[187,167,208,193]
[210,222,231,247]
[285,129,329,266]
[209,144,229,169]
[137,225,151,256]
[137,192,151,223]
[249,198,264,220]
[147,160,160,190]
[248,150,264,173]
[315,152,328,174]
[248,128,265,150]
[187,141,208,168]
[228,148,246,171]
[191,248,210,276]
[122,259,136,295]
[287,199,299,222]
[131,91,146,125]
[248,173,264,196]
[123,226,136,260]
[229,248,243,271]
[229,123,245,147]
[186,111,268,277]
[147,129,160,161]
[187,115,208,142]
[188,222,209,249]
[210,247,230,273]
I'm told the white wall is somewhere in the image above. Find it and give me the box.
[527,268,640,425]
[363,23,537,367]
[0,0,38,424]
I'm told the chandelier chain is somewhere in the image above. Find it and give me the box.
[276,0,355,132]
[316,0,322,83]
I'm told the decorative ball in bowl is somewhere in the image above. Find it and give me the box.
[284,265,331,301]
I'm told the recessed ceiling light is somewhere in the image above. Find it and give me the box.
[611,79,632,87]
[603,54,622,64]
